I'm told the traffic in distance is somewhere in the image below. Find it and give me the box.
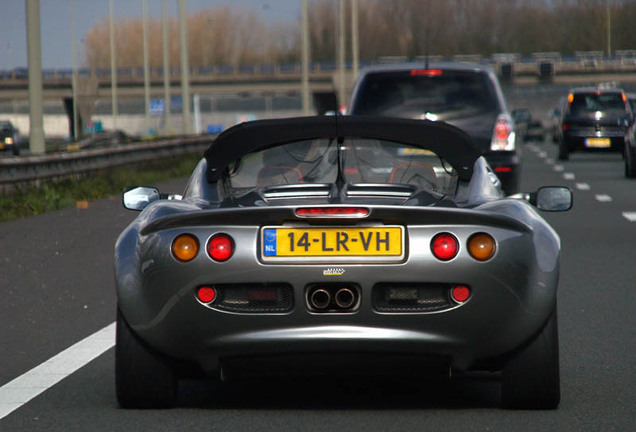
[2,63,635,420]
[0,120,20,156]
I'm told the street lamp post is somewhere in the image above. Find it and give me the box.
[351,0,359,79]
[337,0,346,111]
[178,0,192,134]
[142,0,150,132]
[301,0,310,115]
[162,0,171,131]
[109,0,118,130]
[71,0,79,140]
[606,1,611,58]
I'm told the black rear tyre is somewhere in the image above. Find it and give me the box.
[501,307,560,410]
[557,141,569,161]
[116,308,177,409]
[625,146,636,178]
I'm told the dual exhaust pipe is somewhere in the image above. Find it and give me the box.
[308,286,358,311]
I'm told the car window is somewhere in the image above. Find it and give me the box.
[351,70,499,118]
[229,139,338,189]
[227,138,458,196]
[569,92,627,114]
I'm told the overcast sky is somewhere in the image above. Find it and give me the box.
[0,0,301,70]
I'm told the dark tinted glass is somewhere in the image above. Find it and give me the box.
[570,92,626,114]
[351,70,499,118]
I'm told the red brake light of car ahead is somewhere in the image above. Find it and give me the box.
[431,233,459,261]
[411,69,443,77]
[491,115,515,151]
[197,286,217,304]
[296,207,370,217]
[493,166,512,173]
[207,234,234,262]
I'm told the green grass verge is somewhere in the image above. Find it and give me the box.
[1,154,201,222]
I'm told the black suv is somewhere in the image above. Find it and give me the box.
[555,87,632,161]
[348,63,520,195]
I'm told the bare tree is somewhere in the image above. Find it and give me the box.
[83,0,636,70]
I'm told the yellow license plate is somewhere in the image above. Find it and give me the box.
[585,137,611,148]
[262,226,403,259]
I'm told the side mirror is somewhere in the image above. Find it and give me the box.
[123,186,160,211]
[530,186,573,211]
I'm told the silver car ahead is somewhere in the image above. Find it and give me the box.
[115,116,571,410]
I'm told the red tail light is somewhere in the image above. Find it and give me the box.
[411,69,443,77]
[207,234,234,261]
[451,285,471,303]
[296,207,370,217]
[431,233,459,261]
[493,166,512,173]
[197,286,217,303]
[491,115,515,151]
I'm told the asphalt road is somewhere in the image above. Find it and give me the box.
[1,138,635,431]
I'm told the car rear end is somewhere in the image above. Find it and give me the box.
[348,64,520,194]
[560,89,631,155]
[117,201,558,378]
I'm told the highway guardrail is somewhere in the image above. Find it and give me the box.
[0,135,213,185]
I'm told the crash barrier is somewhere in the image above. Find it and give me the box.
[0,135,213,186]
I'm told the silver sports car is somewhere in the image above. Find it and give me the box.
[115,116,572,410]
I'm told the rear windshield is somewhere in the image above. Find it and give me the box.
[350,70,499,119]
[569,92,627,114]
[227,138,458,197]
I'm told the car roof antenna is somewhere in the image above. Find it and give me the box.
[331,102,346,200]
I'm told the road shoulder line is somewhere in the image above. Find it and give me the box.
[0,322,115,420]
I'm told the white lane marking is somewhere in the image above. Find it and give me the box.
[623,212,636,222]
[576,183,591,190]
[563,173,575,180]
[546,158,555,165]
[0,322,115,420]
[538,151,548,158]
[595,194,613,202]
[553,165,564,172]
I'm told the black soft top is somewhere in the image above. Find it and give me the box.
[204,115,481,182]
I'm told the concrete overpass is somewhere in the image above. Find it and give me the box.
[4,57,636,102]
[3,59,636,141]
[0,72,339,100]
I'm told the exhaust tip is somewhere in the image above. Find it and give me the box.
[334,288,356,309]
[310,289,331,309]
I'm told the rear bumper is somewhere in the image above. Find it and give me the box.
[117,205,560,379]
[563,132,625,153]
[120,231,557,375]
[126,279,555,375]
